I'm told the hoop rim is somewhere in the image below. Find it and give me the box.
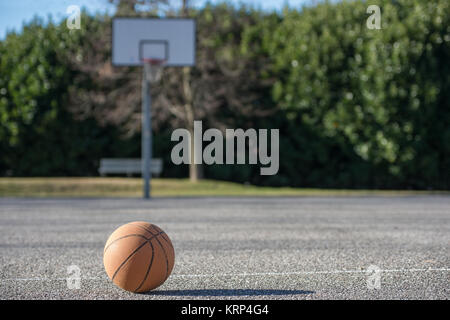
[141,58,167,66]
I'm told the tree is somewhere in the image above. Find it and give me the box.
[2,0,448,189]
[154,2,276,181]
[249,0,450,188]
[0,14,124,176]
[69,1,275,182]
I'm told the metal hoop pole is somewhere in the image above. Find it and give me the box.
[142,64,152,199]
[141,59,165,199]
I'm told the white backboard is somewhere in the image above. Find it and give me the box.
[112,18,196,66]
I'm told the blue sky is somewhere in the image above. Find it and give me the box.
[0,0,312,40]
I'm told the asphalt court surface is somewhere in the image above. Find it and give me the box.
[0,196,449,299]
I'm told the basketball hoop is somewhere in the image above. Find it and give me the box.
[112,18,196,199]
[142,58,166,84]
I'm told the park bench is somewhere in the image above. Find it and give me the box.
[98,158,163,177]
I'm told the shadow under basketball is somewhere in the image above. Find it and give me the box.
[146,289,314,296]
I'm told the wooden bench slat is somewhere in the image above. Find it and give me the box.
[98,158,163,177]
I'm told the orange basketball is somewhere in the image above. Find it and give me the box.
[103,221,175,293]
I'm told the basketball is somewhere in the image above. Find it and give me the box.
[103,221,175,293]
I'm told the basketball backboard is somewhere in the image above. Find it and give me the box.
[112,18,196,67]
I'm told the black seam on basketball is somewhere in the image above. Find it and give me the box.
[127,223,153,235]
[111,240,148,281]
[150,226,169,244]
[104,234,149,254]
[129,223,157,237]
[151,232,164,240]
[133,223,170,282]
[111,223,164,243]
[151,231,170,281]
[159,233,173,280]
[134,241,155,292]
[160,232,170,244]
[128,223,169,245]
[131,224,171,283]
[131,224,171,282]
[152,225,173,281]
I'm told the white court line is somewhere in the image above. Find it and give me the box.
[0,276,102,281]
[172,268,450,278]
[1,268,449,281]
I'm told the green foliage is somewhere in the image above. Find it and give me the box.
[242,0,449,188]
[0,13,128,176]
[1,1,449,189]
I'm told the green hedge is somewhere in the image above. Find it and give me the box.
[0,1,449,189]
[240,0,450,189]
